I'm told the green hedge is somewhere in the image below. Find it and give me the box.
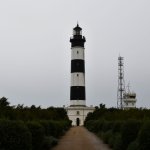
[27,121,45,150]
[0,119,71,150]
[0,98,71,150]
[85,119,150,150]
[0,120,32,150]
[39,120,71,137]
[121,120,141,150]
[138,121,150,150]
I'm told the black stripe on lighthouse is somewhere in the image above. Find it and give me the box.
[70,37,85,47]
[70,86,85,100]
[71,59,85,73]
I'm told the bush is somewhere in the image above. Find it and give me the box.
[85,120,104,133]
[27,121,45,150]
[112,121,122,133]
[138,121,150,150]
[42,136,58,150]
[0,120,32,150]
[85,108,150,150]
[101,130,112,144]
[40,120,52,136]
[113,133,122,150]
[108,133,116,148]
[102,121,114,132]
[127,140,139,150]
[39,120,71,149]
[40,120,64,138]
[121,120,141,150]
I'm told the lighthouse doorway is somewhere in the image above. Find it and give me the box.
[76,118,80,126]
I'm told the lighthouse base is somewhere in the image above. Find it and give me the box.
[65,106,95,126]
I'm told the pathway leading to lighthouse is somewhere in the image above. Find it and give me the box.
[52,126,112,150]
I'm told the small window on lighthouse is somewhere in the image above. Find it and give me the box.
[77,74,79,77]
[77,51,79,54]
[77,111,80,115]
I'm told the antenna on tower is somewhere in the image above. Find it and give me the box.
[126,82,131,93]
[117,56,125,109]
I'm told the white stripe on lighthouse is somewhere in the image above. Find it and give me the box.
[70,100,86,106]
[71,73,85,86]
[71,47,84,60]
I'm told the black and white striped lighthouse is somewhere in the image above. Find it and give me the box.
[70,24,86,107]
[66,24,94,126]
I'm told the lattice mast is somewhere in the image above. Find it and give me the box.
[117,56,125,109]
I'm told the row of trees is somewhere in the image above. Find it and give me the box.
[0,97,68,121]
[0,97,71,150]
[84,104,150,150]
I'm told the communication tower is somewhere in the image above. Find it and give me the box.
[117,56,125,109]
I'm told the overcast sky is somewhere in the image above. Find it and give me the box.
[0,0,150,108]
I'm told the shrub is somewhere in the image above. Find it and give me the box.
[42,136,58,150]
[40,120,71,137]
[127,140,139,150]
[84,120,95,131]
[108,133,116,148]
[112,121,122,133]
[0,120,32,150]
[121,119,141,150]
[138,121,150,150]
[102,121,114,132]
[113,133,122,150]
[27,121,45,150]
[40,120,52,136]
[101,130,112,144]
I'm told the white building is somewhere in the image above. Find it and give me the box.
[66,24,94,126]
[123,92,137,109]
[66,106,95,126]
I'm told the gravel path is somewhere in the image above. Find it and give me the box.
[52,126,112,150]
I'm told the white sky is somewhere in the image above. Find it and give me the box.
[0,0,150,108]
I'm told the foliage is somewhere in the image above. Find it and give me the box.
[0,120,32,150]
[85,105,150,150]
[121,120,141,150]
[0,97,69,121]
[127,140,139,150]
[138,121,150,150]
[0,97,71,150]
[42,136,58,150]
[27,121,45,150]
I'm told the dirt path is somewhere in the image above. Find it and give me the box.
[52,126,112,150]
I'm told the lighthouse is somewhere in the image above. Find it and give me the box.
[70,24,86,106]
[66,24,94,126]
